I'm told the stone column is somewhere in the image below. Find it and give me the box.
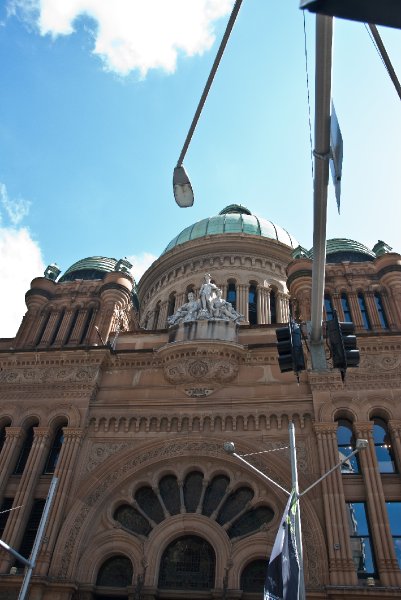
[331,293,344,321]
[354,421,401,586]
[53,309,75,346]
[313,423,357,585]
[387,284,401,329]
[175,292,186,308]
[379,290,397,331]
[296,290,311,322]
[0,427,51,572]
[0,428,25,500]
[276,292,289,323]
[37,310,60,347]
[67,309,89,345]
[219,284,227,299]
[388,420,401,476]
[157,301,169,329]
[36,429,84,576]
[237,284,249,324]
[364,291,381,330]
[347,292,364,329]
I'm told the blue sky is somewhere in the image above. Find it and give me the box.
[1,1,401,337]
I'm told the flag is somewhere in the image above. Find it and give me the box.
[264,490,300,600]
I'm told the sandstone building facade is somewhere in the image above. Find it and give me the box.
[0,204,400,599]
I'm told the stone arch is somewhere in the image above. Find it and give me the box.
[46,403,81,429]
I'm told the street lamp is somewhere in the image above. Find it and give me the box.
[300,0,401,29]
[173,165,194,208]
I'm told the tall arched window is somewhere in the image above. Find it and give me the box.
[374,293,388,329]
[358,293,371,330]
[241,559,267,593]
[324,294,334,321]
[226,282,237,310]
[158,536,215,590]
[44,426,65,474]
[14,426,35,475]
[337,419,359,474]
[248,284,257,325]
[372,418,396,473]
[96,555,133,588]
[341,294,352,322]
[79,308,94,344]
[270,290,277,324]
[167,293,176,318]
[153,302,161,330]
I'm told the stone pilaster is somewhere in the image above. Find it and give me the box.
[37,311,60,347]
[354,421,401,586]
[388,420,401,476]
[364,291,381,331]
[0,428,51,572]
[53,309,75,346]
[347,293,364,330]
[68,309,89,345]
[157,301,169,329]
[36,429,84,576]
[237,284,249,324]
[313,423,357,585]
[379,290,397,331]
[331,293,344,321]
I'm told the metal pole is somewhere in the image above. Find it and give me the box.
[310,14,333,369]
[289,422,305,600]
[18,476,58,600]
[233,452,290,496]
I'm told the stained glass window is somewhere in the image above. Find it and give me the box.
[217,487,254,525]
[96,555,133,587]
[159,475,181,515]
[134,487,164,523]
[114,504,151,536]
[228,506,274,538]
[158,536,215,590]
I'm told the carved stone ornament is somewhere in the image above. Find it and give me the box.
[360,353,401,371]
[184,387,215,398]
[0,365,100,385]
[167,273,243,326]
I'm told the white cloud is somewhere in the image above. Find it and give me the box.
[0,182,31,225]
[7,0,233,76]
[0,227,45,338]
[127,251,157,283]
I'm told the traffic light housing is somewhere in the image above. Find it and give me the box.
[276,320,305,379]
[300,0,401,30]
[326,310,360,381]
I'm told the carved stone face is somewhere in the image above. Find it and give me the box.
[188,292,195,301]
[204,273,212,283]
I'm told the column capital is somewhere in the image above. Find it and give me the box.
[62,427,85,440]
[313,422,338,436]
[353,421,373,439]
[388,420,401,435]
[5,427,25,440]
[33,427,51,441]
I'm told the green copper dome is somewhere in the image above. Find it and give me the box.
[297,238,376,263]
[59,256,118,282]
[163,204,298,253]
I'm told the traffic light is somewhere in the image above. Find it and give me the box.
[326,310,360,381]
[276,320,305,379]
[300,0,401,30]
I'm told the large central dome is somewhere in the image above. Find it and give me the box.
[163,204,298,254]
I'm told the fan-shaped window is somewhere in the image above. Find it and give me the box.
[241,559,267,593]
[270,290,277,324]
[249,284,257,325]
[374,293,388,329]
[217,487,254,525]
[228,506,274,538]
[337,419,359,474]
[134,487,164,523]
[159,475,181,515]
[372,418,396,473]
[96,555,133,587]
[184,471,203,512]
[341,294,352,322]
[227,283,237,310]
[358,294,371,330]
[114,505,152,536]
[158,536,215,590]
[44,427,64,474]
[324,294,334,321]
[14,426,35,475]
[202,475,230,517]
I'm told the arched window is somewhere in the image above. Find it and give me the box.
[337,419,359,474]
[227,282,237,310]
[324,294,334,321]
[358,293,371,330]
[374,293,388,329]
[270,290,277,324]
[341,294,352,322]
[167,293,176,318]
[49,309,65,345]
[16,499,46,568]
[158,536,215,590]
[96,555,133,587]
[79,308,94,344]
[248,284,257,325]
[153,302,161,330]
[372,418,396,473]
[44,427,64,474]
[241,559,267,593]
[14,426,35,475]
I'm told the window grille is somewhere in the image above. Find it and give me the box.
[158,535,215,590]
[241,559,267,592]
[96,555,133,587]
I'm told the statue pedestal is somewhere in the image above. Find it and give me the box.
[168,319,238,343]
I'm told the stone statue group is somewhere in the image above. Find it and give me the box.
[167,274,243,327]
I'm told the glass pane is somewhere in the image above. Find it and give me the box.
[159,475,181,515]
[135,487,164,523]
[158,535,215,590]
[373,421,386,443]
[375,446,395,473]
[337,422,352,445]
[114,505,152,537]
[339,446,359,474]
[241,559,267,592]
[228,506,274,538]
[96,556,133,587]
[386,502,401,535]
[347,503,369,536]
[217,487,254,525]
[350,536,375,575]
[183,471,203,512]
[393,538,401,569]
[202,475,230,517]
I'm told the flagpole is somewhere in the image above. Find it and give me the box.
[289,421,305,600]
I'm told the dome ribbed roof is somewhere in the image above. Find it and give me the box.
[163,204,298,254]
[306,239,376,263]
[59,256,117,282]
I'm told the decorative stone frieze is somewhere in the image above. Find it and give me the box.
[0,365,100,385]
